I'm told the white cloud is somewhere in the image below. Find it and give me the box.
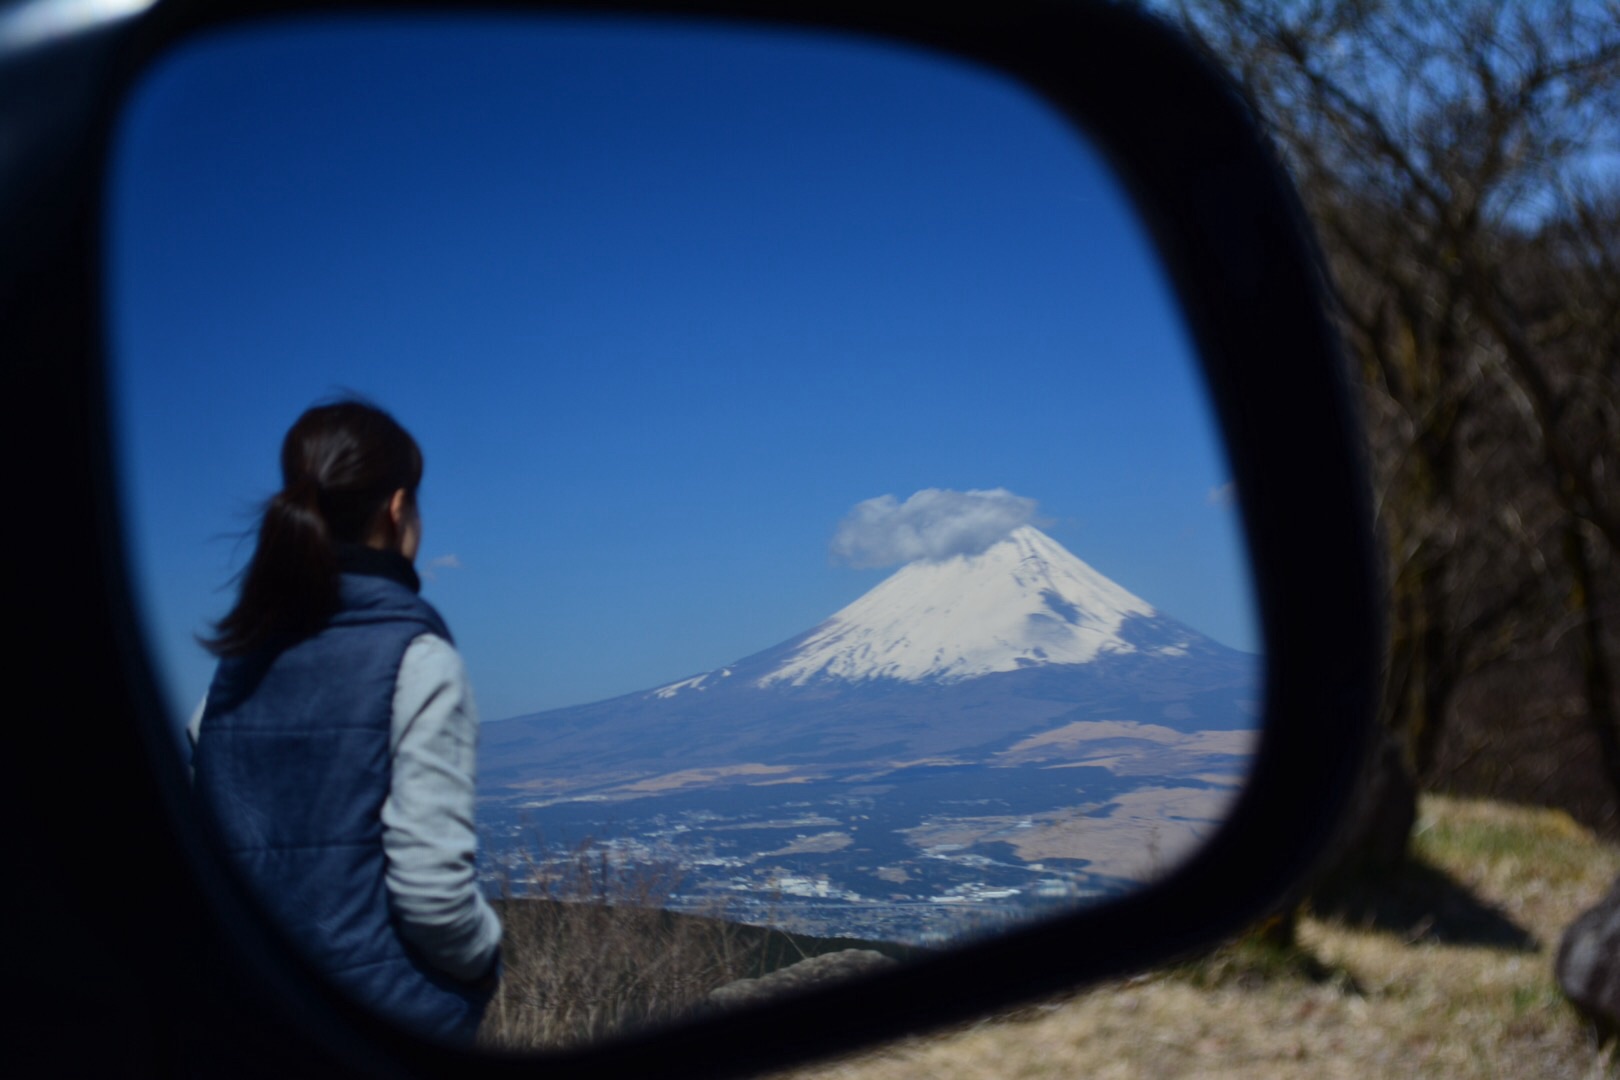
[421,553,462,582]
[1206,482,1236,508]
[831,488,1039,568]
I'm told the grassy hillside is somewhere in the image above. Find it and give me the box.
[769,795,1620,1079]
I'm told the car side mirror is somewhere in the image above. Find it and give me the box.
[0,1,1378,1076]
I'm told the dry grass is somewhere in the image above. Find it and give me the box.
[476,843,765,1051]
[476,841,924,1052]
[767,795,1620,1080]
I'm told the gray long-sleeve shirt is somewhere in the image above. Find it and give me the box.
[189,633,503,981]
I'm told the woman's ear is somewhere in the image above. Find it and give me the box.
[365,489,411,551]
[387,488,409,531]
[388,488,421,563]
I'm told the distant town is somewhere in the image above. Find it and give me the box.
[479,758,1248,944]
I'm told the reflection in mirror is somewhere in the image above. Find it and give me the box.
[108,13,1262,1050]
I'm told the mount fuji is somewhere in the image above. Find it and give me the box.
[478,526,1260,937]
[480,526,1259,799]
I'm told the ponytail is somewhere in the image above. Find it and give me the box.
[204,399,422,657]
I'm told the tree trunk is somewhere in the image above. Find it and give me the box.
[1566,522,1620,803]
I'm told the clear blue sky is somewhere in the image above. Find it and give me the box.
[105,13,1259,727]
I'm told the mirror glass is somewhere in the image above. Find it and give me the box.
[107,13,1262,1048]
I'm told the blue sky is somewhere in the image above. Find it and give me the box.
[106,13,1259,727]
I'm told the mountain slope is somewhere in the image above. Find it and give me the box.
[481,528,1259,799]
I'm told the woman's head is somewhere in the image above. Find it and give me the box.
[206,399,424,656]
[278,400,423,551]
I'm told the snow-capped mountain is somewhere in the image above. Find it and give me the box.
[479,527,1263,935]
[708,526,1174,690]
[481,528,1259,801]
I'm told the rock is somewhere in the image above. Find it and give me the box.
[707,949,899,1010]
[1557,872,1620,1038]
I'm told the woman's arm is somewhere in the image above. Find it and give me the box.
[380,634,503,982]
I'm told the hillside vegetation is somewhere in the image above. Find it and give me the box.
[767,795,1619,1079]
[476,851,924,1052]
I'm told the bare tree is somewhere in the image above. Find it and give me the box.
[1165,0,1620,818]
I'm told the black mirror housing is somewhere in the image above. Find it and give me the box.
[0,1,1379,1075]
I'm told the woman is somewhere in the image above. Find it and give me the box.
[188,399,502,1045]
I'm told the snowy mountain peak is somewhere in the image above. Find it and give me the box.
[756,526,1160,688]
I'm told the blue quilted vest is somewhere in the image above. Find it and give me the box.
[193,548,491,1043]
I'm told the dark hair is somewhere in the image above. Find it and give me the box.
[204,399,423,657]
